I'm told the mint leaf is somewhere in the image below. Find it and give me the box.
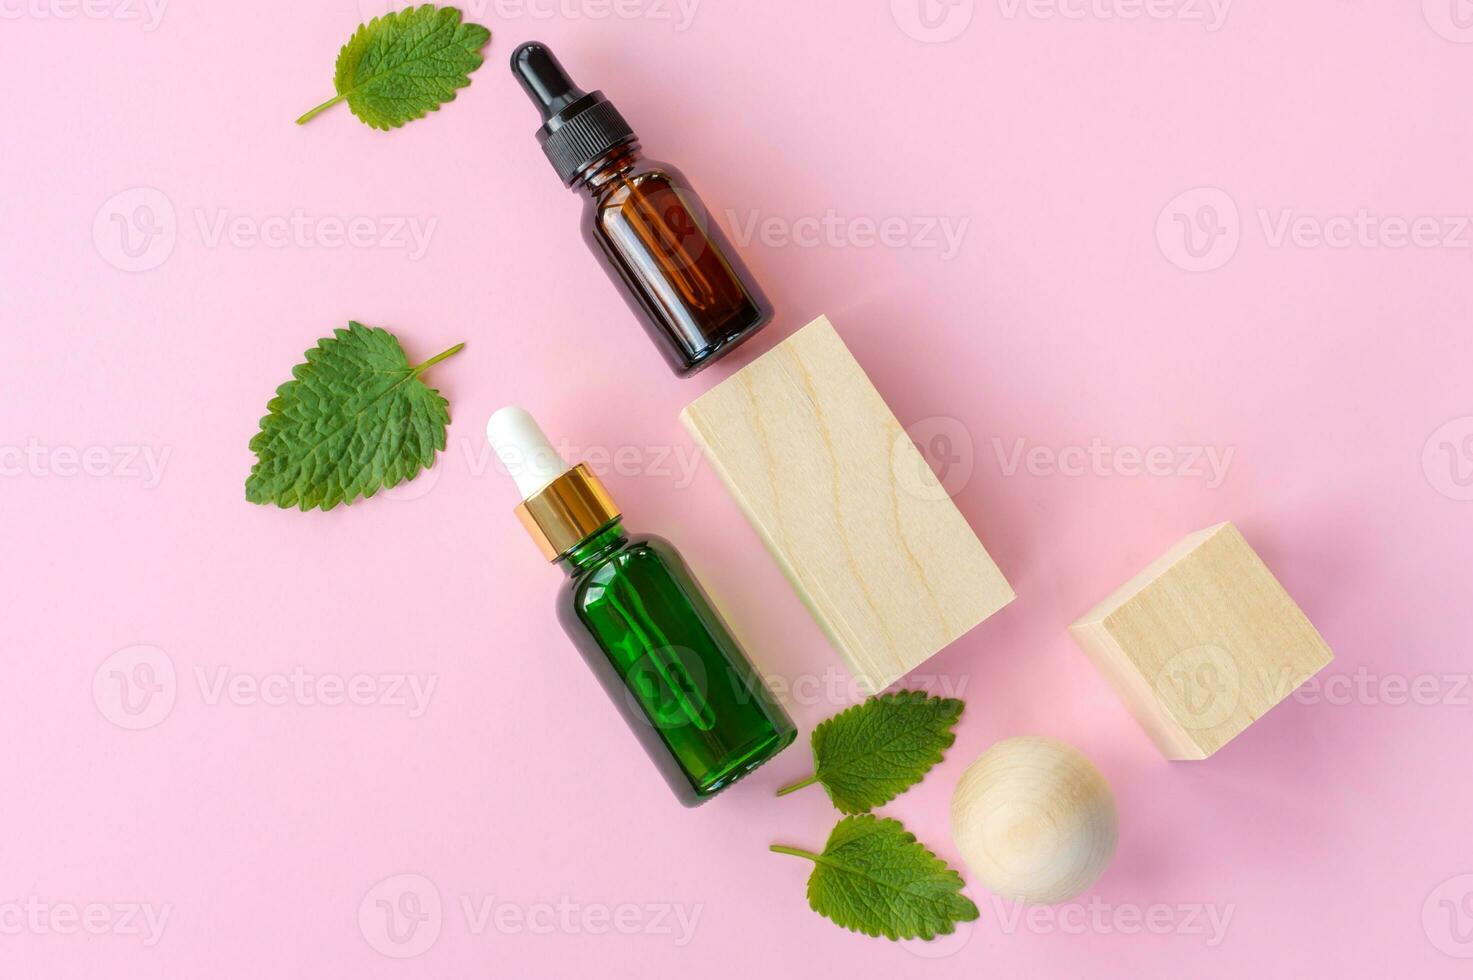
[771,815,979,941]
[777,690,964,813]
[297,5,491,130]
[245,322,463,511]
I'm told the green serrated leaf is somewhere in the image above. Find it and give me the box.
[776,690,964,813]
[771,815,979,941]
[245,322,463,511]
[297,5,491,130]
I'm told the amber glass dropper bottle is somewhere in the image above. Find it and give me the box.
[511,42,775,377]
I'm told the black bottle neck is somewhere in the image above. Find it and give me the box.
[571,143,644,196]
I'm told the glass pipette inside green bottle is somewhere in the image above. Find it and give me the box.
[488,407,795,805]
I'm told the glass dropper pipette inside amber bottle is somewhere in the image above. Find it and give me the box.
[511,42,775,377]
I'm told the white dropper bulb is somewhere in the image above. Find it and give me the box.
[486,406,571,499]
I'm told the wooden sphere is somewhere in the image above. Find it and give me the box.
[950,736,1117,905]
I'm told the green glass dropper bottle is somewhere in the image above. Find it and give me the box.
[488,407,796,806]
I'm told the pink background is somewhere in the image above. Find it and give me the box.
[4,1,1473,976]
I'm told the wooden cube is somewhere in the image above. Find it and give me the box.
[681,315,1015,693]
[1069,522,1333,760]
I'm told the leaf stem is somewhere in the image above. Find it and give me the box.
[769,844,824,863]
[412,343,466,374]
[775,773,820,797]
[296,94,347,125]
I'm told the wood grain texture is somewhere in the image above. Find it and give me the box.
[680,315,1014,693]
[1069,522,1334,760]
[950,736,1117,905]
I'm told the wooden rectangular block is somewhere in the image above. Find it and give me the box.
[1069,522,1334,760]
[680,314,1014,693]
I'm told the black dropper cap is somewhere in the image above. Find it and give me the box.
[511,42,637,186]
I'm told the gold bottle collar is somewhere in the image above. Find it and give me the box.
[515,463,621,561]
